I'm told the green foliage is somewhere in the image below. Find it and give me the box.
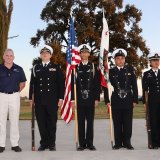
[30,0,149,77]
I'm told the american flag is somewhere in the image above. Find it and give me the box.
[61,17,81,123]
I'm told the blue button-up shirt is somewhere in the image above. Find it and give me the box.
[0,63,26,92]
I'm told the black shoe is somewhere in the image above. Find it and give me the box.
[49,145,56,151]
[87,145,96,151]
[124,144,134,150]
[0,147,5,153]
[38,145,46,151]
[77,146,85,151]
[11,146,22,152]
[112,145,122,150]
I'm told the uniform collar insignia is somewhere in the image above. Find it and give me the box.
[49,68,56,71]
[13,68,19,72]
[147,72,152,78]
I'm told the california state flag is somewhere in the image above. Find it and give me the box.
[99,11,109,88]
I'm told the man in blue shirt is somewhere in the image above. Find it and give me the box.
[0,49,26,153]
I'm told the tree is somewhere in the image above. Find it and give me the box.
[30,0,149,77]
[0,0,13,63]
[50,41,66,75]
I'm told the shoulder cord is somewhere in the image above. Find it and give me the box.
[92,63,95,78]
[33,65,37,78]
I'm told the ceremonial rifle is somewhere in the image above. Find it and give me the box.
[145,91,152,149]
[31,102,35,151]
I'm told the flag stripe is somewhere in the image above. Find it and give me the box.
[61,64,72,118]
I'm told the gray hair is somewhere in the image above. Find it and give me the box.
[4,48,14,55]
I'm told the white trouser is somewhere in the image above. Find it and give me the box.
[0,92,20,147]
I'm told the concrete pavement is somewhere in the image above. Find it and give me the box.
[0,119,159,160]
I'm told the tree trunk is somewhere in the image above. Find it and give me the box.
[0,0,13,63]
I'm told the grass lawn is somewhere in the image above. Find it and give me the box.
[20,98,145,120]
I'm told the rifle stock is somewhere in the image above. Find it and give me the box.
[31,103,35,151]
[145,91,152,149]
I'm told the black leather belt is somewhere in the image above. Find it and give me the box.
[0,91,18,94]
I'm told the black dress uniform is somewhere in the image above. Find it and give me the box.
[142,68,160,148]
[29,62,64,149]
[106,65,138,148]
[73,62,100,149]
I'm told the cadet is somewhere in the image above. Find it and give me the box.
[0,49,26,153]
[29,45,64,151]
[72,44,101,151]
[142,52,160,149]
[105,49,138,150]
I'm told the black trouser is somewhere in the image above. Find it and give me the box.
[149,101,160,147]
[77,105,95,147]
[35,104,58,147]
[112,108,133,146]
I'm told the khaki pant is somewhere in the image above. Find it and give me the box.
[0,92,20,147]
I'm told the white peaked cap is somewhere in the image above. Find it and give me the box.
[78,44,91,53]
[112,48,127,58]
[40,45,53,54]
[148,52,160,60]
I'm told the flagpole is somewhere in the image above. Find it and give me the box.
[73,68,79,149]
[107,83,114,148]
[105,53,114,149]
[104,53,114,148]
[100,7,114,148]
[60,12,80,148]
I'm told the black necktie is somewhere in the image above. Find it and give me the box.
[44,63,47,67]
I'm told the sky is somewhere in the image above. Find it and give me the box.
[7,0,160,97]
